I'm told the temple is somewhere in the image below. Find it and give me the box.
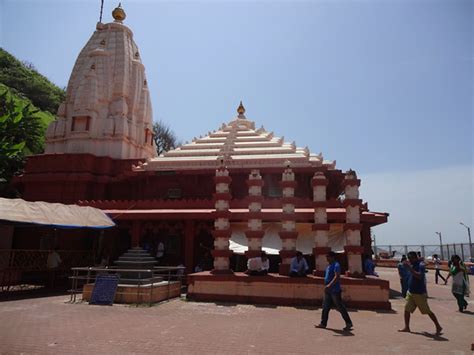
[12,5,390,308]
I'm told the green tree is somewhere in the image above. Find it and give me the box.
[0,86,44,193]
[153,120,179,156]
[0,48,65,114]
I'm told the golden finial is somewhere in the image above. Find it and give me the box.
[112,3,126,22]
[237,101,245,115]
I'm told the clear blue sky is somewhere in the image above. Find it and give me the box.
[1,0,472,245]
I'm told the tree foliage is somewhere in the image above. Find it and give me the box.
[0,48,65,114]
[153,121,179,156]
[0,85,45,191]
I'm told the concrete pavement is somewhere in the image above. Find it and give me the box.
[0,267,472,354]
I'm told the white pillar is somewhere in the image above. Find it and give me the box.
[343,170,364,277]
[312,171,330,276]
[211,162,233,274]
[279,165,298,275]
[246,169,265,258]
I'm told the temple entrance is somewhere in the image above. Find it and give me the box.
[193,226,214,271]
[139,222,184,266]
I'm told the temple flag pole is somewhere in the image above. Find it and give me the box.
[99,0,105,22]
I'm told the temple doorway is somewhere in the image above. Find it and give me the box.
[140,222,184,266]
[193,224,214,271]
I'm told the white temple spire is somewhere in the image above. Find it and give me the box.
[45,4,157,160]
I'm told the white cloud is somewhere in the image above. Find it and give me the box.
[360,165,473,246]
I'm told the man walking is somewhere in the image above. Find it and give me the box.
[397,255,410,298]
[316,251,353,331]
[432,254,446,284]
[399,251,443,335]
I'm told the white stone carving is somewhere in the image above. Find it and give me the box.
[314,208,327,224]
[282,168,294,181]
[316,255,328,271]
[249,202,261,212]
[313,186,326,202]
[214,218,229,230]
[314,230,329,247]
[282,238,296,250]
[248,219,262,231]
[282,204,295,213]
[347,254,363,274]
[249,186,262,196]
[216,183,229,193]
[214,238,230,249]
[282,187,294,198]
[345,185,359,199]
[249,169,261,180]
[215,200,229,211]
[248,238,262,250]
[282,220,296,231]
[346,230,361,246]
[346,206,360,223]
[214,257,230,270]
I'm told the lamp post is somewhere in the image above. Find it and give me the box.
[435,232,443,260]
[372,234,377,257]
[460,222,472,261]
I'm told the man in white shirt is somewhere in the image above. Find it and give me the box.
[246,252,270,276]
[156,241,165,264]
[47,249,62,269]
[432,254,446,284]
[47,248,62,288]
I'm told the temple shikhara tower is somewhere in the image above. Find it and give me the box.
[45,4,156,160]
[13,5,390,309]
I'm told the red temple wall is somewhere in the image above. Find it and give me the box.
[15,154,347,204]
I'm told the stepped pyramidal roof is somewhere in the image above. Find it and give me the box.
[134,102,336,172]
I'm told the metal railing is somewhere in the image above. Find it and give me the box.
[373,243,473,261]
[69,266,185,306]
[0,249,95,291]
[0,249,94,271]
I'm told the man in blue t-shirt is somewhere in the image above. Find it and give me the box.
[398,251,443,335]
[397,255,410,298]
[315,251,353,331]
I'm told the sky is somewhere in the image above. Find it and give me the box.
[0,0,472,245]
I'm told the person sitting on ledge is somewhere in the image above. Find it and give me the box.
[245,251,270,276]
[364,255,378,277]
[289,251,308,277]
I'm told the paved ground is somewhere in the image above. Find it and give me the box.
[0,267,472,354]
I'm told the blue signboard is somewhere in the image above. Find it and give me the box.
[89,274,120,305]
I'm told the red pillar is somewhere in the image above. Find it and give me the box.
[184,220,195,274]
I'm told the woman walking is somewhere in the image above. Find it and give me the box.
[445,255,470,312]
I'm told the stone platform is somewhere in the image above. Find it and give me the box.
[187,272,390,310]
[82,281,181,304]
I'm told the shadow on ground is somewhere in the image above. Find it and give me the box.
[389,288,403,299]
[0,287,68,302]
[411,331,449,342]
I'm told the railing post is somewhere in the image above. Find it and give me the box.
[461,243,465,261]
[167,269,171,301]
[421,245,425,258]
[404,245,408,256]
